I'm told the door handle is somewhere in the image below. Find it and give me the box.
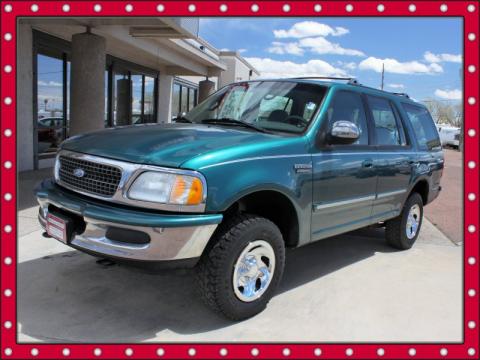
[362,159,373,168]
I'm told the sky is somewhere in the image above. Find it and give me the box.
[199,17,463,102]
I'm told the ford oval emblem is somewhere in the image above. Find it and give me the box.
[73,168,85,178]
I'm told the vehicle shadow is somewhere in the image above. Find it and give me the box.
[17,227,395,343]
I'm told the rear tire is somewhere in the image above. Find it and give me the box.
[196,214,285,320]
[385,192,424,250]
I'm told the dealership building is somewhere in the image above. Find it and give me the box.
[17,17,259,171]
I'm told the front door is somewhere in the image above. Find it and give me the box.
[311,90,378,241]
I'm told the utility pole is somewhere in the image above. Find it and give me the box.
[381,63,385,90]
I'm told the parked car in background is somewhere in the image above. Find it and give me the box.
[36,78,443,320]
[436,124,460,148]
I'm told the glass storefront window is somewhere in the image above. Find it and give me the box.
[172,81,198,119]
[144,76,155,123]
[172,84,181,118]
[131,74,143,124]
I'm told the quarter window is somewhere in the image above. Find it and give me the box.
[327,91,369,145]
[402,103,441,151]
[367,96,402,146]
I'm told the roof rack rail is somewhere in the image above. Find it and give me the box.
[292,76,359,85]
[391,92,410,98]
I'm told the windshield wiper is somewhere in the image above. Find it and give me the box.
[201,118,271,134]
[174,116,193,123]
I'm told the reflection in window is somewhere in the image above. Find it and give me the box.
[144,76,155,123]
[171,81,198,119]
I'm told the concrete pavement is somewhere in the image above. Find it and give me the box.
[17,203,462,343]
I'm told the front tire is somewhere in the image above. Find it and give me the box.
[385,192,424,250]
[196,214,285,320]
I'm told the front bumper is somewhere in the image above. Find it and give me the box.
[36,179,222,263]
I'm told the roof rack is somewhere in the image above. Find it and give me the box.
[292,76,359,85]
[391,92,410,98]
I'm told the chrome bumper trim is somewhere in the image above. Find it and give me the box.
[38,202,217,262]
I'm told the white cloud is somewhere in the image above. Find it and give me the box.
[267,41,304,56]
[273,21,349,38]
[434,89,462,100]
[299,37,364,57]
[341,62,357,70]
[387,83,405,89]
[424,51,462,64]
[245,57,347,79]
[238,48,247,53]
[358,57,443,74]
[38,80,62,87]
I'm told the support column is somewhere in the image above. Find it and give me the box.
[70,31,106,135]
[156,74,174,123]
[198,78,216,103]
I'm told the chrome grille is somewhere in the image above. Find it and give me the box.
[58,155,122,197]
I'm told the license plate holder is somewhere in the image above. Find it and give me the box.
[46,212,74,244]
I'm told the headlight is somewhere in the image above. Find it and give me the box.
[128,171,205,206]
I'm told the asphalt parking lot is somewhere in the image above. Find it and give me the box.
[17,166,463,343]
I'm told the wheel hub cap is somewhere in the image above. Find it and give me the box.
[406,204,421,239]
[233,240,275,302]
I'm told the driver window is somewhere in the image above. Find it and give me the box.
[327,91,368,145]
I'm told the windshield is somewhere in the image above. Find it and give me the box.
[184,81,327,134]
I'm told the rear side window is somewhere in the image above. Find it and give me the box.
[326,91,369,145]
[367,96,403,146]
[402,103,441,151]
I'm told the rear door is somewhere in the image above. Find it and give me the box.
[366,95,415,221]
[311,89,378,240]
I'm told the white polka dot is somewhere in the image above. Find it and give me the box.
[468,321,476,328]
[283,348,291,356]
[31,348,39,356]
[409,348,416,356]
[188,348,196,356]
[93,4,101,12]
[4,193,12,201]
[440,4,448,12]
[4,4,12,12]
[219,348,228,356]
[4,289,12,297]
[31,4,39,12]
[4,348,12,356]
[125,348,133,356]
[251,348,259,356]
[4,129,12,137]
[188,4,196,12]
[63,348,70,356]
[156,348,165,356]
[4,321,12,329]
[4,97,12,105]
[468,225,476,233]
[4,161,12,169]
[377,4,385,12]
[468,97,476,105]
[467,4,476,12]
[345,4,353,12]
[62,4,70,12]
[251,4,259,12]
[283,4,291,12]
[219,4,227,12]
[468,289,476,296]
[4,257,12,265]
[157,4,165,12]
[408,4,416,12]
[467,193,476,201]
[4,225,12,233]
[4,65,12,73]
[468,161,476,169]
[346,348,353,356]
[468,348,476,356]
[468,33,476,41]
[314,4,322,12]
[94,348,101,356]
[377,348,385,356]
[468,257,476,265]
[468,65,476,73]
[440,348,448,356]
[125,4,133,12]
[4,33,12,41]
[314,348,322,356]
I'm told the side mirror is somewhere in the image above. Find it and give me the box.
[329,120,360,145]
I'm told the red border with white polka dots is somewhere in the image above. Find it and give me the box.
[1,1,478,359]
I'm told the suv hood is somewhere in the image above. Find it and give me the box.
[61,123,278,168]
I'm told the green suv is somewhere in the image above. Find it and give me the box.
[36,78,443,320]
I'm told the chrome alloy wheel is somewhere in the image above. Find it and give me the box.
[406,204,421,239]
[233,240,276,302]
